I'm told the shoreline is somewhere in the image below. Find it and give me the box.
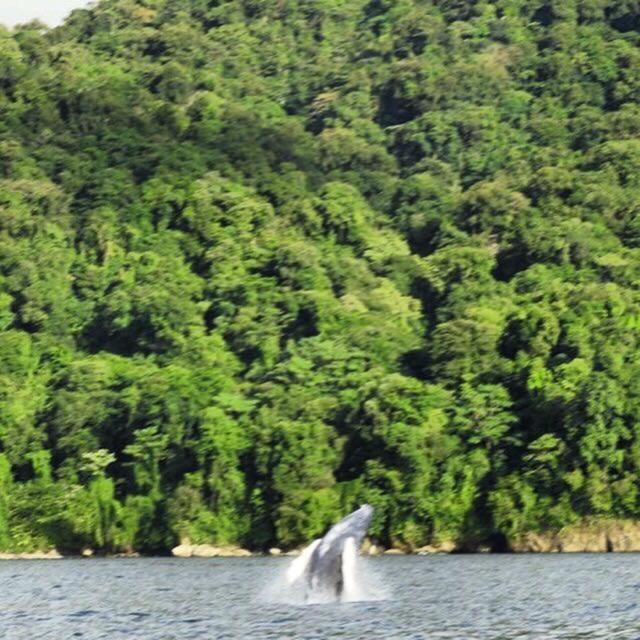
[4,520,640,560]
[5,549,640,560]
[0,551,64,560]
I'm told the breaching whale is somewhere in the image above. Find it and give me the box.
[286,504,374,602]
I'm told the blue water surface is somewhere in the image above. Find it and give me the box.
[1,554,639,639]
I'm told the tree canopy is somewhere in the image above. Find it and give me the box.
[1,0,640,553]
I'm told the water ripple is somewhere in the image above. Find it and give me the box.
[0,556,640,639]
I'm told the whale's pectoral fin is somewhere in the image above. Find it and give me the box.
[286,538,321,585]
[340,536,359,601]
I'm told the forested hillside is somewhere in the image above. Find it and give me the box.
[1,0,640,553]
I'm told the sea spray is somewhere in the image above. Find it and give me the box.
[285,539,321,586]
[259,544,389,604]
[258,504,388,604]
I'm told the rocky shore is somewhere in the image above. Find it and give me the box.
[0,550,62,560]
[170,543,252,558]
[169,521,640,557]
[5,520,640,559]
[510,519,640,553]
[386,519,640,554]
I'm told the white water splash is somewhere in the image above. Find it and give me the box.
[260,540,389,605]
[285,539,320,586]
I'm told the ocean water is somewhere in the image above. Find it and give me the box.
[1,554,639,639]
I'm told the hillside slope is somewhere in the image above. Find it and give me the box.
[1,0,640,552]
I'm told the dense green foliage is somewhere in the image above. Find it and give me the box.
[1,0,640,553]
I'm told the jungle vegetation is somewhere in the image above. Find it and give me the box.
[1,0,640,553]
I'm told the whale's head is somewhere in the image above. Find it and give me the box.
[335,504,374,544]
[355,504,374,527]
[315,504,375,556]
